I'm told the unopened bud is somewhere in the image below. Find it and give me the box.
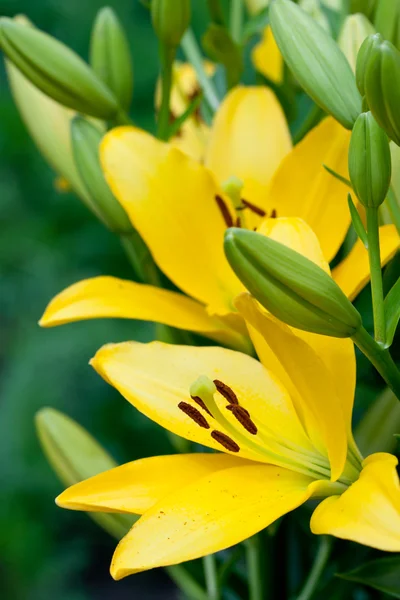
[224,228,362,338]
[36,408,135,539]
[338,14,375,73]
[71,117,132,234]
[374,0,400,51]
[270,0,361,129]
[0,17,119,119]
[349,112,391,208]
[151,0,191,48]
[90,7,133,112]
[355,33,381,97]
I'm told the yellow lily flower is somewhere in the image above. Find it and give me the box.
[56,269,400,576]
[252,26,284,84]
[40,87,399,348]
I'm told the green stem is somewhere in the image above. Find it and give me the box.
[207,0,225,24]
[181,29,220,112]
[120,230,161,286]
[366,206,386,345]
[230,0,243,43]
[245,535,264,600]
[157,44,175,141]
[203,554,220,600]
[166,565,209,600]
[353,326,400,400]
[387,186,400,236]
[296,537,333,600]
[113,108,135,126]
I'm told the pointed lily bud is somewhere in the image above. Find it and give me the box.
[0,17,119,119]
[338,14,375,73]
[90,7,133,112]
[36,408,135,539]
[374,0,400,50]
[361,36,400,146]
[355,33,381,97]
[224,228,362,338]
[349,112,391,208]
[71,117,132,234]
[270,0,362,129]
[151,0,191,48]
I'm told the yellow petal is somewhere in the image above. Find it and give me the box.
[235,294,348,481]
[333,225,400,301]
[311,453,400,551]
[205,86,292,217]
[56,453,244,514]
[101,127,242,315]
[39,276,246,349]
[252,26,284,84]
[266,117,351,262]
[110,463,316,577]
[91,341,315,465]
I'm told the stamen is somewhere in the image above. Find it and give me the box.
[240,199,266,217]
[270,208,277,218]
[211,430,240,452]
[226,405,257,435]
[215,195,234,227]
[178,402,210,429]
[235,216,241,228]
[190,395,213,417]
[213,379,239,405]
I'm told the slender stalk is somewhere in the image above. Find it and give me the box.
[120,231,161,286]
[296,537,333,600]
[181,29,220,112]
[203,554,220,600]
[230,0,243,43]
[353,326,400,400]
[387,186,400,236]
[166,565,209,600]
[157,44,175,141]
[245,535,264,600]
[366,207,386,345]
[113,108,135,126]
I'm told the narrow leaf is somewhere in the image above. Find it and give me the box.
[323,163,352,188]
[384,275,400,347]
[337,556,400,598]
[168,92,203,138]
[347,192,368,248]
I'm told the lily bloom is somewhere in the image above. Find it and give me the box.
[56,235,400,576]
[40,87,399,349]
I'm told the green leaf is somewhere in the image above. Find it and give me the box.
[242,8,269,43]
[202,24,243,88]
[347,192,368,248]
[168,92,203,138]
[384,275,400,347]
[337,556,400,598]
[323,164,352,188]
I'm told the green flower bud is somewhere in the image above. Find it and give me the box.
[366,37,400,146]
[299,0,330,33]
[71,116,132,234]
[338,14,375,73]
[349,111,391,208]
[0,17,119,119]
[224,228,362,338]
[36,408,135,539]
[151,0,191,48]
[270,0,361,130]
[355,33,381,97]
[90,7,133,112]
[374,0,400,50]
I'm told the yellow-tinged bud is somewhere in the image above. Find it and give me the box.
[224,228,362,338]
[90,7,133,112]
[71,117,132,234]
[338,13,375,73]
[151,0,191,48]
[349,112,391,208]
[36,408,135,539]
[374,0,400,50]
[270,0,361,129]
[0,17,119,119]
[244,0,269,15]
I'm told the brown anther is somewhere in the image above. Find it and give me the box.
[240,199,266,217]
[226,405,258,435]
[235,216,242,228]
[211,430,240,452]
[270,208,277,218]
[213,379,239,405]
[178,402,210,429]
[190,395,213,417]
[215,195,234,227]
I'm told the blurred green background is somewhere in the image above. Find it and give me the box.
[0,1,398,598]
